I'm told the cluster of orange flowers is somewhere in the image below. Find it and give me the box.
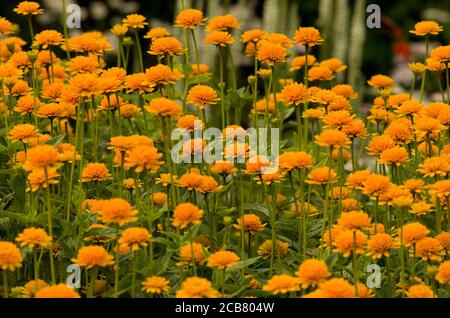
[2,1,450,299]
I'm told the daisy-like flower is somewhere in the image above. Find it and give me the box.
[262,274,301,295]
[0,241,23,271]
[71,245,114,269]
[207,251,240,269]
[122,14,147,29]
[119,227,151,251]
[173,202,203,229]
[204,31,235,46]
[175,9,206,29]
[81,163,111,183]
[296,259,330,288]
[233,214,266,234]
[187,85,220,109]
[14,1,44,15]
[16,227,51,249]
[410,21,443,36]
[34,30,64,48]
[142,276,170,294]
[293,27,323,47]
[175,277,219,298]
[35,284,80,298]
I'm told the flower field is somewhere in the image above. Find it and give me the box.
[1,1,450,299]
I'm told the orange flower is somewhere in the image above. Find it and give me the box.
[278,151,313,172]
[367,135,396,156]
[71,246,114,269]
[14,1,44,15]
[323,110,355,129]
[8,124,39,143]
[97,198,138,226]
[308,66,334,81]
[315,129,351,148]
[206,14,240,32]
[175,9,206,29]
[436,232,450,254]
[211,161,236,175]
[68,73,99,99]
[256,41,287,66]
[233,214,266,234]
[35,284,80,298]
[398,222,429,247]
[175,277,219,298]
[296,259,330,288]
[27,167,60,192]
[378,146,408,166]
[317,278,354,298]
[409,201,433,216]
[125,145,163,173]
[262,275,300,295]
[362,174,391,198]
[305,167,337,185]
[122,14,147,29]
[337,211,371,230]
[195,175,221,193]
[290,55,317,72]
[145,64,178,86]
[146,97,182,118]
[33,30,63,48]
[142,276,170,294]
[173,203,203,229]
[187,85,219,109]
[405,284,434,298]
[333,230,366,257]
[0,17,13,35]
[148,37,185,56]
[81,163,111,182]
[366,233,397,259]
[410,21,443,36]
[397,99,422,116]
[279,82,310,105]
[204,31,235,46]
[320,58,347,73]
[367,74,394,88]
[23,144,59,170]
[177,242,207,266]
[415,237,444,261]
[0,241,23,271]
[241,29,266,43]
[418,156,450,177]
[207,250,240,269]
[144,27,171,40]
[125,73,154,93]
[430,45,450,64]
[436,260,450,285]
[176,114,202,132]
[293,27,323,47]
[66,55,99,74]
[16,227,51,249]
[111,24,128,37]
[119,227,151,251]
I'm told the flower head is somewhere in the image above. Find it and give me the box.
[16,228,51,249]
[175,277,219,298]
[119,227,151,251]
[142,276,170,294]
[14,2,44,15]
[175,9,206,29]
[410,21,443,36]
[207,250,240,269]
[296,259,330,288]
[122,14,147,29]
[293,27,323,47]
[35,284,80,298]
[72,245,114,269]
[0,241,22,271]
[262,275,300,295]
[173,203,203,229]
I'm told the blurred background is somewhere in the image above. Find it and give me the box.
[2,0,450,101]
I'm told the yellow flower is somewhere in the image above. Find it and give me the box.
[16,227,51,249]
[175,277,219,298]
[14,1,44,15]
[262,274,300,295]
[207,250,240,269]
[122,14,147,29]
[0,241,23,271]
[71,245,114,269]
[142,276,170,294]
[410,21,443,36]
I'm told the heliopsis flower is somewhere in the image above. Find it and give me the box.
[308,66,334,81]
[367,74,394,88]
[152,192,168,206]
[175,9,206,29]
[97,198,138,226]
[206,14,240,32]
[241,29,266,43]
[289,55,316,72]
[14,1,44,15]
[8,124,39,143]
[0,17,13,35]
[436,232,450,254]
[125,145,163,173]
[175,277,219,298]
[337,211,371,230]
[23,144,59,170]
[148,37,185,56]
[146,97,182,117]
[409,201,433,216]
[207,251,240,269]
[333,230,366,257]
[378,146,408,166]
[315,129,350,148]
[23,280,48,298]
[173,203,203,229]
[436,261,450,285]
[320,58,347,73]
[296,259,330,288]
[35,284,80,298]
[122,14,147,29]
[211,161,236,175]
[187,85,219,109]
[397,99,423,116]
[0,241,23,271]
[256,41,287,66]
[195,175,221,193]
[293,27,323,47]
[317,278,354,298]
[398,222,429,247]
[279,82,310,105]
[366,233,397,259]
[16,227,51,249]
[366,135,396,156]
[204,31,235,46]
[405,284,434,298]
[410,21,443,36]
[142,276,170,294]
[278,151,313,172]
[257,240,289,260]
[111,24,128,37]
[415,237,444,262]
[306,167,337,185]
[385,118,413,144]
[72,245,114,269]
[34,30,63,48]
[323,110,355,129]
[26,167,59,192]
[233,214,266,234]
[119,227,151,251]
[262,275,300,295]
[81,163,111,182]
[177,242,207,266]
[144,27,170,39]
